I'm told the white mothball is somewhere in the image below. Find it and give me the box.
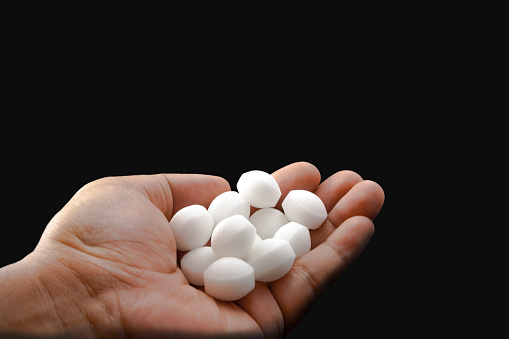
[237,170,281,208]
[208,191,250,225]
[172,169,329,301]
[246,238,296,282]
[204,257,255,301]
[281,190,327,230]
[249,208,289,239]
[168,204,214,251]
[253,234,263,246]
[180,247,218,286]
[273,222,311,259]
[211,215,256,259]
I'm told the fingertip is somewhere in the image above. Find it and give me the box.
[271,162,322,210]
[338,169,364,182]
[313,170,364,213]
[208,175,231,193]
[358,180,385,213]
[277,160,319,174]
[293,161,321,183]
[273,161,321,184]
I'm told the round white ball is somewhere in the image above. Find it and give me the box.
[208,191,250,225]
[180,247,218,286]
[249,208,289,239]
[204,257,255,301]
[237,170,281,208]
[273,222,311,259]
[253,234,263,246]
[246,238,296,282]
[281,190,327,230]
[168,204,214,251]
[211,215,256,259]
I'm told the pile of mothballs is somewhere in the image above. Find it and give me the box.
[169,170,327,301]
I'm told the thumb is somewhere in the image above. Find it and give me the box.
[101,173,231,220]
[160,174,231,218]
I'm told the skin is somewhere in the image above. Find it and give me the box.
[0,162,384,338]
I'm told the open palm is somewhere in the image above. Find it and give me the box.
[35,162,384,338]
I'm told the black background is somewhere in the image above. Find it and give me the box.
[1,24,440,337]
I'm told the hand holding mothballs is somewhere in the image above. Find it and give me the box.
[173,169,327,301]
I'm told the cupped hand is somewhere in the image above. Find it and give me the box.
[2,162,384,338]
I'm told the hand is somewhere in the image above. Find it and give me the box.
[0,162,384,338]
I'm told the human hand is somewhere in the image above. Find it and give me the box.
[0,162,384,338]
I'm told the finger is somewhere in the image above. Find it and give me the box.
[328,180,385,225]
[310,180,385,248]
[271,161,321,210]
[235,282,284,339]
[269,216,375,334]
[313,170,363,213]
